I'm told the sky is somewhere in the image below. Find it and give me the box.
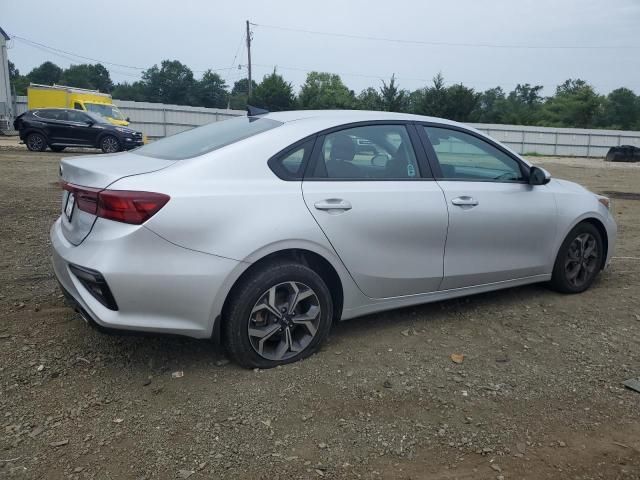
[2,0,640,96]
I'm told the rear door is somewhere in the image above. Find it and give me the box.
[33,110,67,143]
[418,124,557,290]
[302,123,448,299]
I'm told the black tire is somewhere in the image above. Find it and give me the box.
[50,146,66,152]
[223,262,333,369]
[550,222,603,293]
[100,135,121,154]
[26,132,47,152]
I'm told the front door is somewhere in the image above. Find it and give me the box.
[419,125,558,290]
[302,123,448,299]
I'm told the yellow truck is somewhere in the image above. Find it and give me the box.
[27,84,130,126]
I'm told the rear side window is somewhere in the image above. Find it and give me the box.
[134,116,282,160]
[35,109,66,120]
[268,139,314,180]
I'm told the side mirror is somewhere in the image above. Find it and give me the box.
[86,120,94,126]
[126,117,130,122]
[529,166,551,185]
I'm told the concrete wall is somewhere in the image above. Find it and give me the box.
[14,96,640,157]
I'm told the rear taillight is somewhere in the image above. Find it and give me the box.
[62,182,170,225]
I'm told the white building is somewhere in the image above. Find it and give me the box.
[0,26,13,131]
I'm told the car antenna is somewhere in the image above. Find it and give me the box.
[247,105,269,116]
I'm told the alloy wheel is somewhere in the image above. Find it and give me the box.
[564,232,599,288]
[28,134,44,151]
[102,136,119,153]
[247,281,321,361]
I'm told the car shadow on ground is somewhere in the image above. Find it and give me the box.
[61,282,552,372]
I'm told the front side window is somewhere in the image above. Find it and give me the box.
[310,124,420,179]
[74,102,83,110]
[134,116,282,160]
[67,110,89,123]
[424,126,525,182]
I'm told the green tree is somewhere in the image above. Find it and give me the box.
[228,78,257,109]
[59,63,113,92]
[541,79,601,128]
[249,70,295,111]
[599,87,639,130]
[26,61,62,85]
[501,83,544,125]
[472,87,507,123]
[379,74,408,112]
[140,60,196,105]
[413,73,448,117]
[356,87,382,110]
[298,72,355,109]
[8,60,29,95]
[443,83,478,121]
[112,81,147,101]
[195,70,228,108]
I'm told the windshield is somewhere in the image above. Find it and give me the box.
[134,116,282,160]
[85,103,125,120]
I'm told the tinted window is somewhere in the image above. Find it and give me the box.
[424,126,524,182]
[67,110,90,123]
[35,109,66,120]
[269,139,314,180]
[134,117,282,160]
[310,125,420,179]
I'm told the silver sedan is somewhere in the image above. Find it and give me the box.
[51,110,617,368]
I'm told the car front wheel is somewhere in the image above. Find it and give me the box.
[223,262,333,368]
[550,222,603,293]
[100,135,121,153]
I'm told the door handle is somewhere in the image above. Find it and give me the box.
[451,196,479,207]
[314,199,352,211]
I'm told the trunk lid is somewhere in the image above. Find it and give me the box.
[59,152,176,245]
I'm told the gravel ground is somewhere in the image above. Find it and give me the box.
[1,145,639,479]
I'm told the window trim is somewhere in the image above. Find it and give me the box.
[302,120,434,182]
[415,122,531,184]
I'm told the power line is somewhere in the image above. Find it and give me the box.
[251,22,640,50]
[10,33,232,75]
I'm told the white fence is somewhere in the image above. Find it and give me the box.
[14,96,640,157]
[15,96,244,139]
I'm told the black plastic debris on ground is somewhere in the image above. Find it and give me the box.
[605,145,640,163]
[623,377,640,393]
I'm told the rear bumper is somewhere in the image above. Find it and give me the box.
[50,217,240,338]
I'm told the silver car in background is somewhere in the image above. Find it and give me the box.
[51,110,616,368]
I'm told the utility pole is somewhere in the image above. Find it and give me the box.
[246,20,252,97]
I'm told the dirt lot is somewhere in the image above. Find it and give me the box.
[1,144,639,480]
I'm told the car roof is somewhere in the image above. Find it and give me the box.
[261,110,464,127]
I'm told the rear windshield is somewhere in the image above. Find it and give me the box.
[133,116,282,160]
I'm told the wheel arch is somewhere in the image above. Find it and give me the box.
[581,217,609,270]
[221,248,344,324]
[559,216,609,271]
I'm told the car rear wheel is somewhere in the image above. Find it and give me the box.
[26,133,47,152]
[50,146,66,152]
[100,135,121,154]
[550,222,603,293]
[223,262,333,369]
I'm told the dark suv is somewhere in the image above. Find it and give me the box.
[13,108,144,153]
